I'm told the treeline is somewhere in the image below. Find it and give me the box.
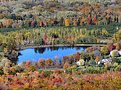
[0,14,120,28]
[0,0,121,28]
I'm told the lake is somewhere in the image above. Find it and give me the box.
[18,46,87,64]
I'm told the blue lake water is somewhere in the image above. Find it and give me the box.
[18,46,87,64]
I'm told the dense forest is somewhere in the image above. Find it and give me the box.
[0,0,121,90]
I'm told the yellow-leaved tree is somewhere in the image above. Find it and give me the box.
[64,18,70,27]
[113,29,121,42]
[101,28,109,36]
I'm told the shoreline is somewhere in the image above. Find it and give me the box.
[20,43,107,50]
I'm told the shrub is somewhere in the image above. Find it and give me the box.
[40,70,53,78]
[63,62,70,69]
[38,59,45,69]
[98,62,104,67]
[75,52,80,61]
[107,43,116,52]
[95,56,101,63]
[110,50,119,58]
[28,66,36,72]
[38,69,43,73]
[115,58,121,64]
[101,28,109,36]
[0,67,4,75]
[67,65,78,73]
[15,66,23,72]
[114,43,121,50]
[76,59,85,66]
[100,46,109,55]
[25,61,31,68]
[79,66,101,74]
[113,62,119,68]
[105,65,114,71]
[88,60,96,66]
[8,69,16,75]
[115,65,121,71]
[84,66,101,74]
[45,59,53,68]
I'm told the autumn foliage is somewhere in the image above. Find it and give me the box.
[2,19,13,28]
[64,18,70,27]
[0,70,120,90]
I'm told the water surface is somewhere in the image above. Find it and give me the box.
[18,46,86,64]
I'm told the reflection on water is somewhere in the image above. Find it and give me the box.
[34,47,82,54]
[34,47,46,54]
[18,46,87,64]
